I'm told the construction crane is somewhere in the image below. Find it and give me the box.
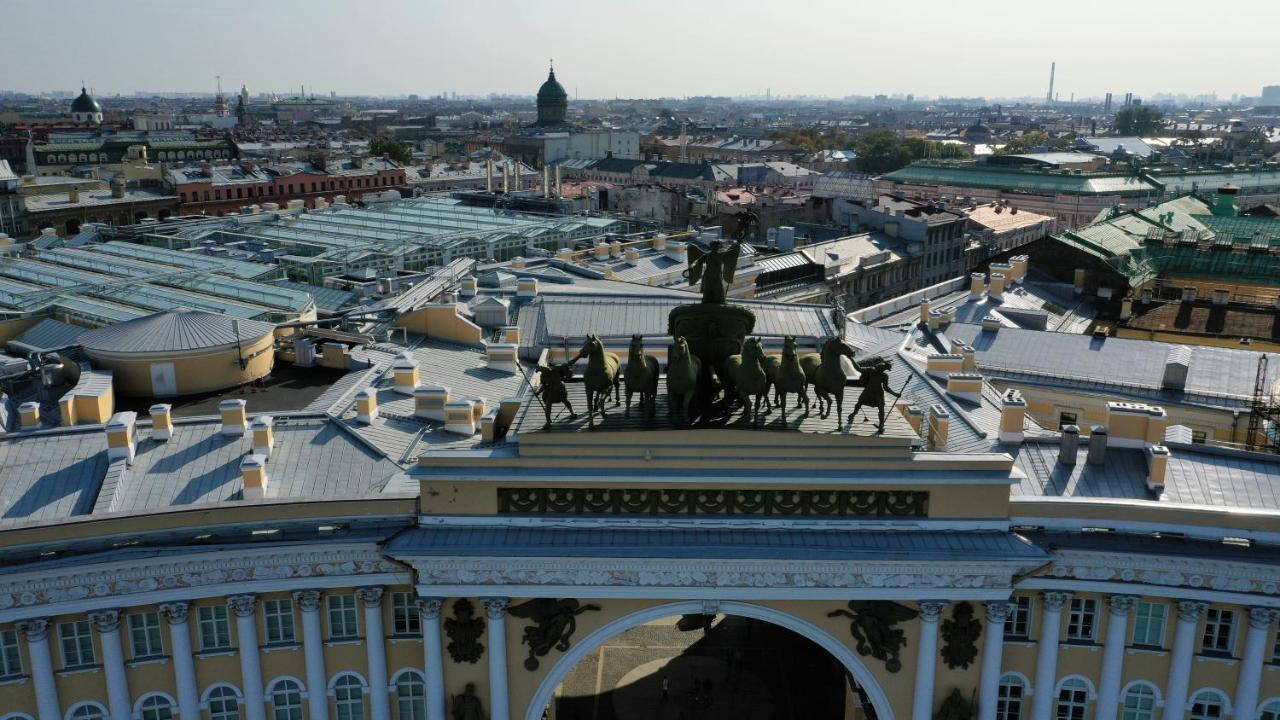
[1246,354,1280,453]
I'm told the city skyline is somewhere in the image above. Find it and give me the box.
[6,0,1278,100]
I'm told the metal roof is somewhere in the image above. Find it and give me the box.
[78,310,276,354]
[8,319,86,353]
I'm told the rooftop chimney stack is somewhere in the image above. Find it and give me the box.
[969,273,986,300]
[927,404,951,449]
[1087,426,1108,465]
[250,415,275,459]
[1058,425,1080,464]
[18,401,40,430]
[219,399,247,436]
[149,403,173,441]
[998,389,1026,443]
[240,454,268,501]
[392,353,420,396]
[105,412,137,464]
[355,388,378,424]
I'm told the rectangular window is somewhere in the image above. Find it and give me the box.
[1067,598,1097,642]
[1058,411,1079,429]
[1005,596,1032,639]
[197,605,231,651]
[128,612,163,659]
[264,599,296,645]
[0,628,21,677]
[1201,608,1235,654]
[1131,601,1166,648]
[327,595,359,639]
[392,592,421,636]
[58,620,95,668]
[1191,430,1207,444]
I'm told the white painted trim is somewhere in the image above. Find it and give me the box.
[415,583,1010,601]
[328,670,369,691]
[1057,674,1098,700]
[63,702,109,720]
[413,470,1016,486]
[1120,680,1164,707]
[1000,670,1033,692]
[1016,579,1280,608]
[1,713,35,720]
[1257,697,1280,718]
[389,667,425,685]
[199,681,242,703]
[1011,513,1280,545]
[266,674,307,695]
[1188,687,1233,716]
[521,600,896,720]
[417,515,1011,532]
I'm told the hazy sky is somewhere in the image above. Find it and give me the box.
[7,0,1278,100]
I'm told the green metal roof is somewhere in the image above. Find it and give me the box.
[884,163,1163,196]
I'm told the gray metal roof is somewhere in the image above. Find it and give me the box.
[0,428,112,525]
[388,526,1048,561]
[8,319,87,353]
[78,310,276,354]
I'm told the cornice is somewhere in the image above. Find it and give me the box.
[1043,549,1280,596]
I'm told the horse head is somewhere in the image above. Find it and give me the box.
[782,335,797,360]
[823,337,856,361]
[577,334,602,361]
[629,334,644,357]
[742,337,765,363]
[670,336,689,363]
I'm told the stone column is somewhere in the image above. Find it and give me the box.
[295,590,330,720]
[913,601,947,720]
[358,587,391,720]
[17,619,60,720]
[418,599,446,720]
[978,602,1014,720]
[88,610,131,720]
[1162,600,1207,720]
[1096,596,1137,720]
[228,594,266,720]
[1031,591,1071,720]
[159,602,200,720]
[1234,607,1279,720]
[483,597,511,720]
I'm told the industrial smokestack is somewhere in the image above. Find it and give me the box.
[1046,62,1056,103]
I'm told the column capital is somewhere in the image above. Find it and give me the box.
[482,597,509,620]
[919,601,948,622]
[293,589,323,613]
[1041,591,1072,611]
[356,586,384,609]
[16,617,50,642]
[1108,595,1139,616]
[159,601,190,626]
[88,608,121,633]
[1248,607,1280,630]
[1176,600,1208,622]
[227,593,257,618]
[416,598,444,620]
[701,599,721,616]
[985,600,1015,623]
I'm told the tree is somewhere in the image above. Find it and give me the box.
[1114,107,1164,136]
[369,137,414,164]
[854,131,914,174]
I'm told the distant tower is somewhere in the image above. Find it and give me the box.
[535,62,568,126]
[1046,62,1056,103]
[1104,92,1113,113]
[70,85,103,125]
[214,75,229,117]
[240,84,249,107]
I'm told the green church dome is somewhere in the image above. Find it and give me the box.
[71,87,101,114]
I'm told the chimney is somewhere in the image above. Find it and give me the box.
[511,256,527,269]
[556,247,575,261]
[624,248,640,262]
[946,373,982,403]
[516,277,538,298]
[594,242,610,260]
[926,353,964,377]
[961,345,976,371]
[392,353,420,395]
[1212,289,1229,306]
[219,399,247,436]
[1058,425,1080,464]
[240,454,268,501]
[543,165,550,198]
[480,409,499,443]
[652,234,668,252]
[1105,402,1168,448]
[610,240,623,258]
[459,277,477,297]
[1009,255,1029,284]
[486,159,494,193]
[554,164,562,199]
[989,273,1007,301]
[919,299,931,325]
[1073,268,1086,294]
[355,387,378,424]
[69,188,81,203]
[1161,346,1191,391]
[998,389,1026,443]
[1087,426,1108,465]
[1120,298,1133,321]
[18,401,40,430]
[903,404,925,435]
[1181,287,1197,303]
[444,399,478,435]
[150,403,173,441]
[485,343,519,373]
[927,405,951,449]
[665,242,687,262]
[414,385,450,421]
[110,180,125,200]
[250,415,274,458]
[1146,445,1170,494]
[969,273,986,299]
[105,412,138,463]
[980,317,1002,332]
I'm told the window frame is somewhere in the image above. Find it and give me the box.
[197,605,232,652]
[1005,596,1033,640]
[137,694,175,720]
[128,611,164,660]
[1121,683,1159,720]
[268,679,304,720]
[206,685,242,720]
[1188,690,1227,720]
[395,670,427,720]
[1200,609,1236,656]
[391,592,421,636]
[263,599,296,645]
[333,674,365,720]
[327,594,359,640]
[1055,678,1091,720]
[997,673,1026,720]
[1131,601,1167,649]
[0,628,21,677]
[1066,598,1098,643]
[58,620,96,669]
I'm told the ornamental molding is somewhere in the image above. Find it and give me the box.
[985,601,1013,623]
[1044,550,1280,597]
[356,586,385,608]
[0,545,402,611]
[404,557,1015,591]
[88,609,121,633]
[1247,607,1279,629]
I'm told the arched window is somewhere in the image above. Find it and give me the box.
[998,674,1026,720]
[1189,691,1227,720]
[395,670,426,720]
[67,705,107,720]
[207,685,242,720]
[269,679,304,720]
[137,695,174,720]
[1259,700,1280,720]
[1122,684,1157,720]
[334,674,365,720]
[1056,678,1090,720]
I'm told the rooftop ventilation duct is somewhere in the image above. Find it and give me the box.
[1161,345,1191,392]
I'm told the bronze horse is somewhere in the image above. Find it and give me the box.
[764,335,810,418]
[533,363,576,427]
[723,336,771,425]
[800,337,857,424]
[666,336,701,426]
[571,334,620,428]
[624,334,659,418]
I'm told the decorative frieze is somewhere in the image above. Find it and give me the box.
[356,586,385,608]
[0,547,403,611]
[1047,550,1280,596]
[88,608,121,633]
[497,487,928,517]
